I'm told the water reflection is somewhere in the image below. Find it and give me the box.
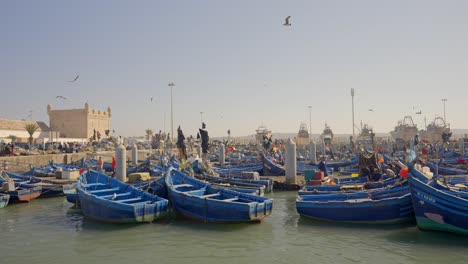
[0,191,467,264]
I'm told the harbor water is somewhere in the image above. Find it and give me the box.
[1,191,467,264]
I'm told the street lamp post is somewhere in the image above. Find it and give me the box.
[442,98,447,124]
[168,82,175,143]
[308,106,312,142]
[351,88,355,140]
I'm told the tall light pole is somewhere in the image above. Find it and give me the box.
[168,82,175,143]
[442,98,447,124]
[200,112,204,125]
[308,106,312,142]
[351,88,355,140]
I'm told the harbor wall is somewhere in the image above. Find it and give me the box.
[0,150,152,172]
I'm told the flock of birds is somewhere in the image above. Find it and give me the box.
[55,74,79,100]
[55,16,293,103]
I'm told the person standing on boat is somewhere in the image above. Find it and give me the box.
[199,123,209,163]
[111,155,116,177]
[176,126,187,160]
[97,156,104,172]
[317,156,328,176]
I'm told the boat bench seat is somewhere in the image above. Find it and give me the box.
[116,197,143,203]
[222,197,239,202]
[101,192,131,199]
[84,183,106,188]
[173,184,193,188]
[201,193,220,198]
[88,187,120,194]
[184,190,201,194]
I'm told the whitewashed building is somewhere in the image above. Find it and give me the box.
[0,118,49,143]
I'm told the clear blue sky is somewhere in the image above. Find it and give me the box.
[2,0,467,137]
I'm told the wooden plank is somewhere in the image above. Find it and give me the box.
[88,187,120,194]
[222,197,239,202]
[173,184,193,188]
[101,192,131,199]
[201,193,220,198]
[85,183,106,188]
[116,197,143,203]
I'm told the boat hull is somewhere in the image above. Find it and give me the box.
[0,194,10,208]
[409,172,468,235]
[166,169,273,223]
[77,171,169,224]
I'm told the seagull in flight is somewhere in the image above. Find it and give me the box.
[368,109,374,112]
[69,75,79,82]
[283,16,291,26]
[416,110,422,114]
[56,96,67,100]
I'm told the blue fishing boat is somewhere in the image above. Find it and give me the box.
[299,176,399,195]
[0,173,42,203]
[262,154,334,176]
[165,168,273,223]
[296,185,413,223]
[0,193,10,208]
[409,168,468,235]
[66,176,167,207]
[64,184,78,205]
[77,170,169,223]
[5,171,66,197]
[425,161,468,175]
[212,161,263,177]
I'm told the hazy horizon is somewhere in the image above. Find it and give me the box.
[2,1,467,138]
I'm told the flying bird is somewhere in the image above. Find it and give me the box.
[368,109,374,112]
[69,75,79,82]
[416,110,422,114]
[283,16,291,26]
[150,96,154,102]
[111,193,117,200]
[56,96,67,99]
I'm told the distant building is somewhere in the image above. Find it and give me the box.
[255,125,272,143]
[320,123,334,146]
[0,118,49,143]
[297,123,310,146]
[47,102,111,140]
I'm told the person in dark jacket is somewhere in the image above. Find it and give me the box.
[317,156,328,176]
[199,123,209,162]
[176,126,187,160]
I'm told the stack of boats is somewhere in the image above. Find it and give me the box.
[295,151,468,235]
[296,172,413,223]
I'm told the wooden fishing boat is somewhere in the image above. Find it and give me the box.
[0,182,42,203]
[77,170,169,223]
[296,185,413,223]
[5,171,66,197]
[66,176,167,207]
[409,168,468,235]
[262,154,346,176]
[165,168,273,223]
[0,193,10,208]
[0,172,42,203]
[299,177,399,195]
[424,161,468,175]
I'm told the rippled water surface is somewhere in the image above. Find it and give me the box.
[1,192,467,264]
